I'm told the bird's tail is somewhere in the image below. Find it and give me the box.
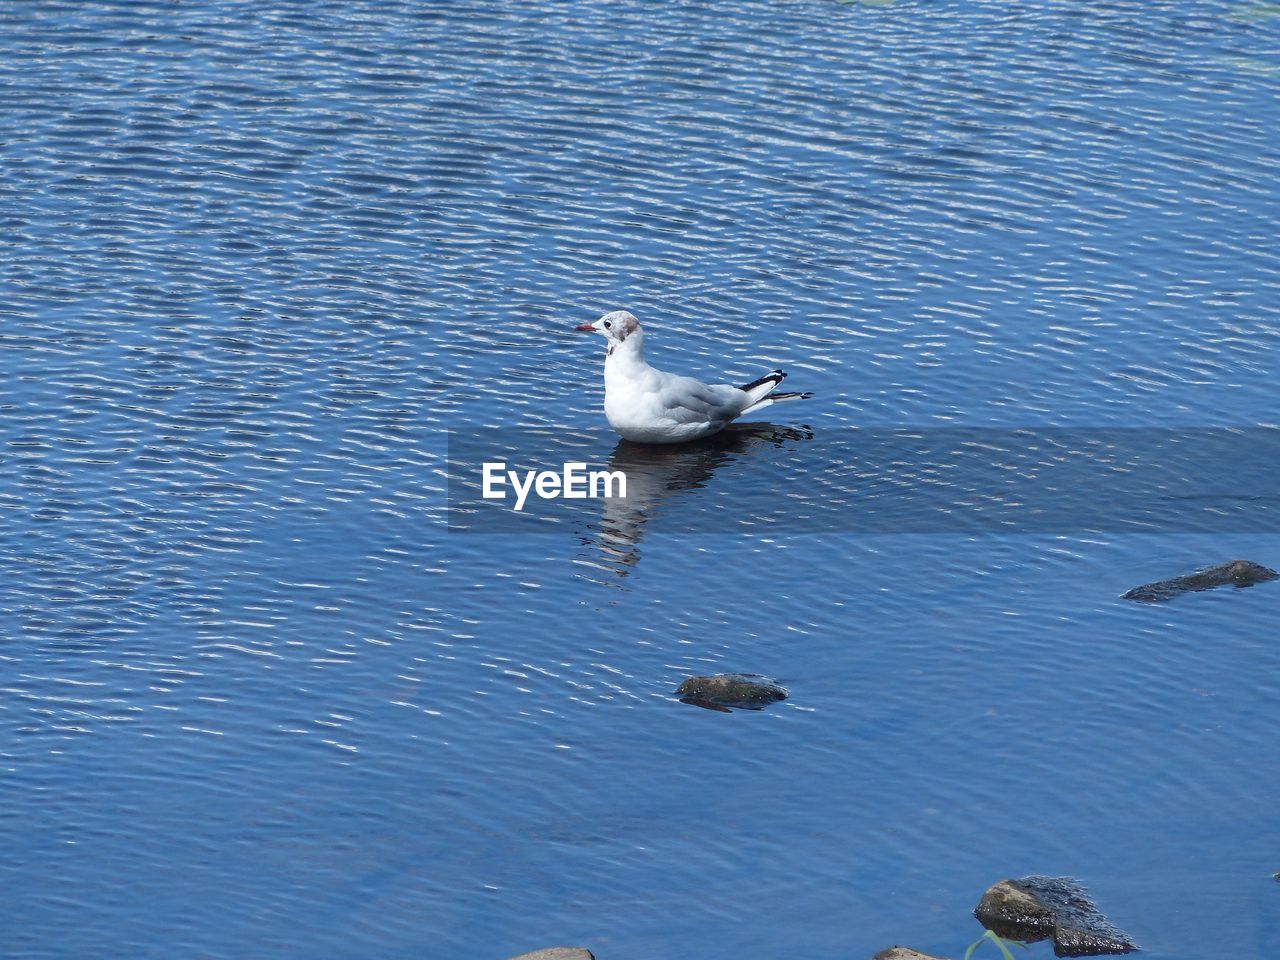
[742,390,812,414]
[739,370,812,414]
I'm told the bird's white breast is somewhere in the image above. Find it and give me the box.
[602,363,715,442]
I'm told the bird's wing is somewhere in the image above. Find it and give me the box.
[655,374,745,423]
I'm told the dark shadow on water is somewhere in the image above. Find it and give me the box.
[677,697,734,713]
[575,423,814,582]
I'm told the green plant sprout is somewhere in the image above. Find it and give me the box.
[963,929,1028,960]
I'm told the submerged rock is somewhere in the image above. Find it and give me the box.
[975,879,1056,932]
[505,949,595,960]
[871,948,948,960]
[1122,559,1278,602]
[975,877,1137,957]
[675,673,787,711]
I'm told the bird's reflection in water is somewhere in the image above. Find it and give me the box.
[575,423,813,582]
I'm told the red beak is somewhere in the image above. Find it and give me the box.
[574,323,596,332]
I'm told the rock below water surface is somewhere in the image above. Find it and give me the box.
[675,673,788,712]
[975,877,1138,956]
[1122,559,1277,602]
[505,949,595,960]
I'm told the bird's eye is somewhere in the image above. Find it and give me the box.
[603,321,612,329]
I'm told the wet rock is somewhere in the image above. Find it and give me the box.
[975,879,1056,932]
[675,673,787,711]
[975,876,1137,956]
[1122,559,1278,602]
[505,949,595,960]
[871,948,948,960]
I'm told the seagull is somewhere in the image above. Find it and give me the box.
[575,310,812,444]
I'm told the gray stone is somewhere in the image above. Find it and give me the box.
[974,879,1055,934]
[1122,558,1278,602]
[505,949,595,960]
[975,876,1137,956]
[871,948,948,960]
[675,673,788,711]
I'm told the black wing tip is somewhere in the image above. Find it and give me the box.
[739,370,787,392]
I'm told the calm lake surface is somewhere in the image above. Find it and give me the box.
[3,1,1279,958]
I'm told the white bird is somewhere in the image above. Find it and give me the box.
[575,310,811,444]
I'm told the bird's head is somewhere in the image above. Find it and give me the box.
[575,310,641,344]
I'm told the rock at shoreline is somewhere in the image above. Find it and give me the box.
[675,673,788,711]
[975,877,1137,956]
[1122,559,1278,602]
[505,949,595,960]
[871,948,948,960]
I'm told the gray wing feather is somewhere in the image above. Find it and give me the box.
[659,376,746,422]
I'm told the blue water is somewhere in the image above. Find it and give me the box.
[3,1,1280,958]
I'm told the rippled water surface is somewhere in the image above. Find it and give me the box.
[3,1,1280,958]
